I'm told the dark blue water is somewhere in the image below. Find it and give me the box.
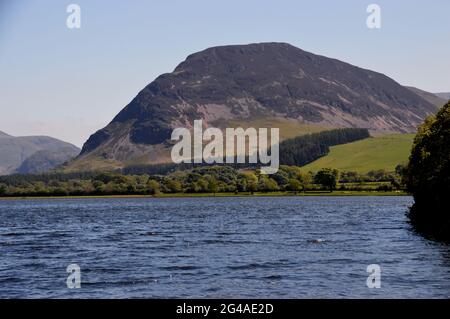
[1,196,450,298]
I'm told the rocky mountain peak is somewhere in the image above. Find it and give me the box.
[75,42,437,170]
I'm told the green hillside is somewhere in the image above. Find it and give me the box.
[228,118,328,140]
[301,134,415,173]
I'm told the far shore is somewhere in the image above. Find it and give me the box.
[0,190,409,200]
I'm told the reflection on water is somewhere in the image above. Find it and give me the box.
[0,196,450,298]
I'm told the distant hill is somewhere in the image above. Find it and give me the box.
[302,134,414,173]
[67,42,437,171]
[434,92,450,100]
[0,132,80,175]
[14,147,81,174]
[405,87,447,108]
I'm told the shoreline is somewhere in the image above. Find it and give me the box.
[0,190,409,200]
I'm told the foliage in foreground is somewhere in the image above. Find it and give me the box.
[404,101,450,240]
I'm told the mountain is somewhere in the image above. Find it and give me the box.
[69,42,437,171]
[0,133,80,175]
[14,147,81,174]
[434,92,450,100]
[405,87,447,108]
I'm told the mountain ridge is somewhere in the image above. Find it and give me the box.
[68,42,437,171]
[405,86,447,108]
[0,132,80,175]
[434,92,450,100]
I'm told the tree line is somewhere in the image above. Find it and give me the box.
[279,128,370,166]
[0,165,404,197]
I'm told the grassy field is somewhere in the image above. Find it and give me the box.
[302,134,415,173]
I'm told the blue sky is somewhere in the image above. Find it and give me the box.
[1,0,449,146]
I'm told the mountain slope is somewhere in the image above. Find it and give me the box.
[14,147,80,174]
[405,87,447,108]
[434,92,450,100]
[0,133,80,175]
[69,42,437,171]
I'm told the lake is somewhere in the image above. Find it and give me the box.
[1,196,450,298]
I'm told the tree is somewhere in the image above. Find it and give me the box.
[258,176,279,192]
[314,168,339,191]
[287,178,301,192]
[404,101,450,240]
[147,180,160,195]
[0,183,7,196]
[367,169,388,182]
[272,169,290,187]
[340,171,360,183]
[207,176,218,194]
[127,184,137,193]
[298,171,313,191]
[195,177,209,193]
[242,172,258,194]
[92,180,105,194]
[395,164,406,176]
[165,179,182,193]
[93,173,115,184]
